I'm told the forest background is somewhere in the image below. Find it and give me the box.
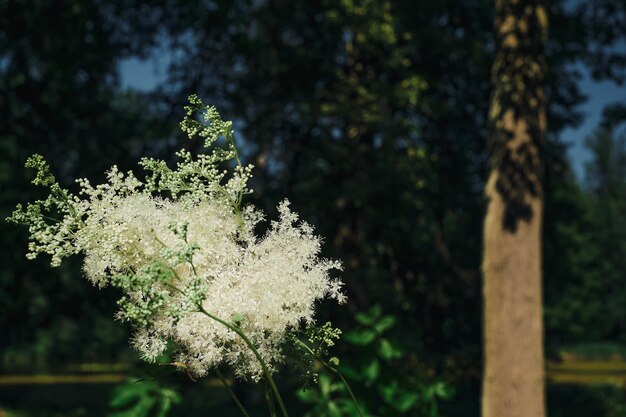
[2,0,626,416]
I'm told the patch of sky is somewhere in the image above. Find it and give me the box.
[561,64,626,181]
[118,33,175,92]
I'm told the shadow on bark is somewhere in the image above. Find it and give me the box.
[489,0,547,232]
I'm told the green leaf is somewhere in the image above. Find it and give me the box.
[432,381,455,399]
[368,305,383,319]
[378,380,399,403]
[344,329,376,346]
[377,338,403,360]
[109,379,180,417]
[155,388,181,417]
[373,315,396,334]
[363,359,380,382]
[328,401,342,417]
[109,382,146,408]
[394,391,419,412]
[110,395,157,417]
[133,395,158,417]
[155,398,171,417]
[353,305,383,326]
[355,311,377,326]
[297,388,318,403]
[319,373,333,396]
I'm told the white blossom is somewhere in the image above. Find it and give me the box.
[8,96,344,381]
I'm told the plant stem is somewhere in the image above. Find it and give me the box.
[197,306,290,417]
[294,339,364,417]
[264,380,278,417]
[215,368,252,417]
[333,371,364,417]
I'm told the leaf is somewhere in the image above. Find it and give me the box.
[328,401,343,417]
[377,338,402,360]
[355,311,377,326]
[373,315,396,334]
[344,329,376,346]
[156,398,171,417]
[432,381,455,399]
[394,391,419,412]
[133,395,158,417]
[109,379,180,417]
[109,382,146,408]
[319,373,333,396]
[342,400,376,417]
[353,305,383,326]
[363,359,380,383]
[164,388,182,405]
[110,395,157,417]
[368,304,383,320]
[297,388,318,403]
[155,389,181,417]
[378,380,399,403]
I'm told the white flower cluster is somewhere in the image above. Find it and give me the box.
[9,96,344,381]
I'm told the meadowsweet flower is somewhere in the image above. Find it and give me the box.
[8,96,344,381]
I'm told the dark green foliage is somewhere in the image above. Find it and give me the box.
[108,379,181,417]
[547,385,626,417]
[543,141,607,343]
[544,128,626,348]
[298,305,454,417]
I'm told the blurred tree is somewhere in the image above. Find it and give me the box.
[544,128,626,350]
[583,128,626,339]
[144,0,626,380]
[543,0,626,356]
[482,1,547,417]
[585,129,626,198]
[543,140,605,345]
[0,0,166,366]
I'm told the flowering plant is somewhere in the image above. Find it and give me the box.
[8,95,361,417]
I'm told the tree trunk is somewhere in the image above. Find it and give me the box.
[482,1,548,417]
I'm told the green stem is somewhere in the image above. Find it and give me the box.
[215,368,252,417]
[295,339,364,417]
[197,306,290,417]
[226,130,247,218]
[264,380,278,417]
[227,131,243,168]
[334,371,364,417]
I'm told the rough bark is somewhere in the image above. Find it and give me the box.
[482,1,548,417]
